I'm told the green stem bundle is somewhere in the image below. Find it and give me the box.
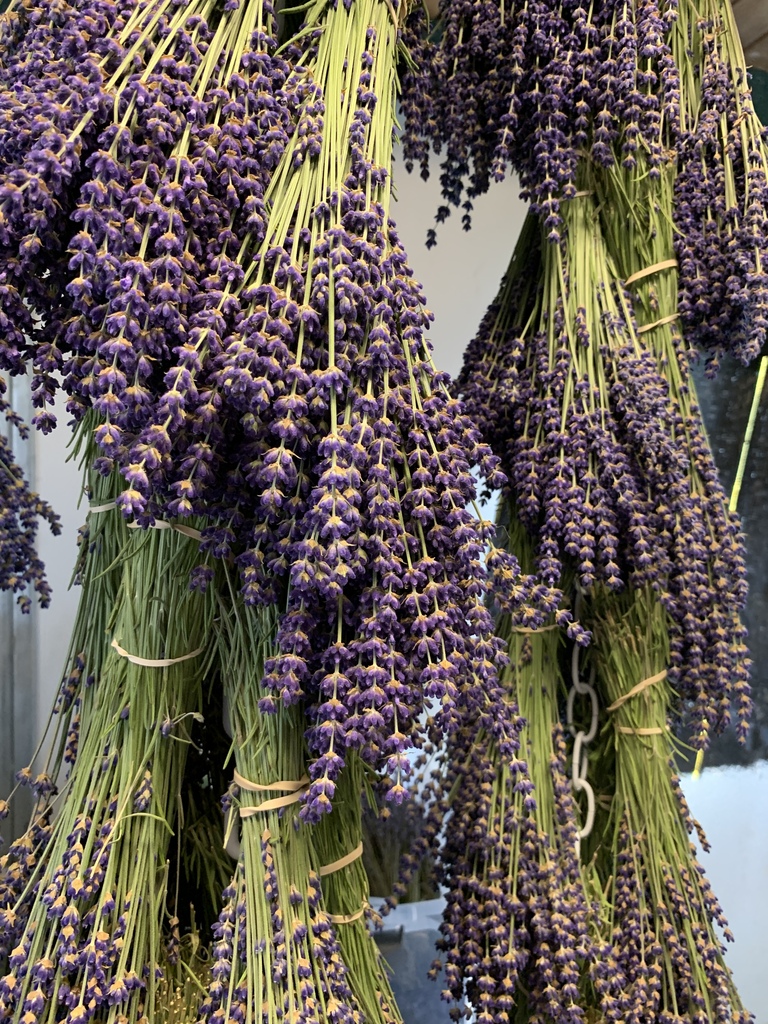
[314,756,401,1024]
[0,524,214,1023]
[586,586,749,1024]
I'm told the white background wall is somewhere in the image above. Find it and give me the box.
[24,154,768,1021]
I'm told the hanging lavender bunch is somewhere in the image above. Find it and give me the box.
[130,0,530,819]
[582,586,750,1024]
[197,590,362,1024]
[0,523,215,1024]
[398,0,681,241]
[595,155,751,747]
[458,194,684,625]
[0,420,128,962]
[434,507,609,1024]
[672,0,768,365]
[0,0,210,405]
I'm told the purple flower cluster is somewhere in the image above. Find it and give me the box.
[0,390,60,609]
[399,0,681,242]
[401,0,768,367]
[673,8,768,365]
[595,157,751,746]
[104,0,525,820]
[458,189,750,746]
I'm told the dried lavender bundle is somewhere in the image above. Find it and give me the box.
[672,0,768,363]
[399,0,681,240]
[594,154,751,747]
[140,0,527,820]
[584,586,750,1024]
[0,425,127,961]
[0,0,215,406]
[459,191,692,627]
[0,524,214,1024]
[198,589,362,1024]
[434,508,603,1024]
[313,755,402,1024]
[0,407,59,608]
[400,0,768,367]
[58,0,303,482]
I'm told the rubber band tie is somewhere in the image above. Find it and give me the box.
[127,520,203,541]
[319,842,364,877]
[233,770,310,817]
[606,670,666,712]
[329,902,369,925]
[637,313,680,335]
[625,259,678,286]
[111,638,205,668]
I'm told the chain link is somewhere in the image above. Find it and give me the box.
[566,597,598,856]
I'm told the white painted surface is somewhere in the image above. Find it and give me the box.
[681,764,768,1023]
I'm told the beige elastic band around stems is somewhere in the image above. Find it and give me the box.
[127,520,203,541]
[637,313,680,335]
[571,190,595,198]
[616,725,666,736]
[625,259,679,287]
[329,902,369,925]
[319,842,364,877]
[606,670,667,712]
[110,637,205,668]
[89,501,117,514]
[510,623,559,634]
[234,770,310,816]
[239,789,309,817]
[233,769,309,794]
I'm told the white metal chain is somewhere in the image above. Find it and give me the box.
[566,596,598,856]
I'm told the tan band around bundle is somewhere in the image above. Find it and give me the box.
[319,842,364,877]
[233,769,309,794]
[329,902,369,925]
[606,670,667,712]
[89,500,117,514]
[637,313,680,335]
[127,520,203,541]
[616,725,666,736]
[235,770,310,816]
[625,259,679,287]
[111,638,205,668]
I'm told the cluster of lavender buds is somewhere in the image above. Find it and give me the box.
[399,0,681,242]
[107,0,526,820]
[0,525,214,1024]
[0,0,208,399]
[0,427,127,944]
[458,179,750,747]
[581,588,751,1024]
[0,401,59,609]
[434,511,610,1024]
[400,0,768,367]
[595,156,751,747]
[672,0,768,364]
[0,0,527,826]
